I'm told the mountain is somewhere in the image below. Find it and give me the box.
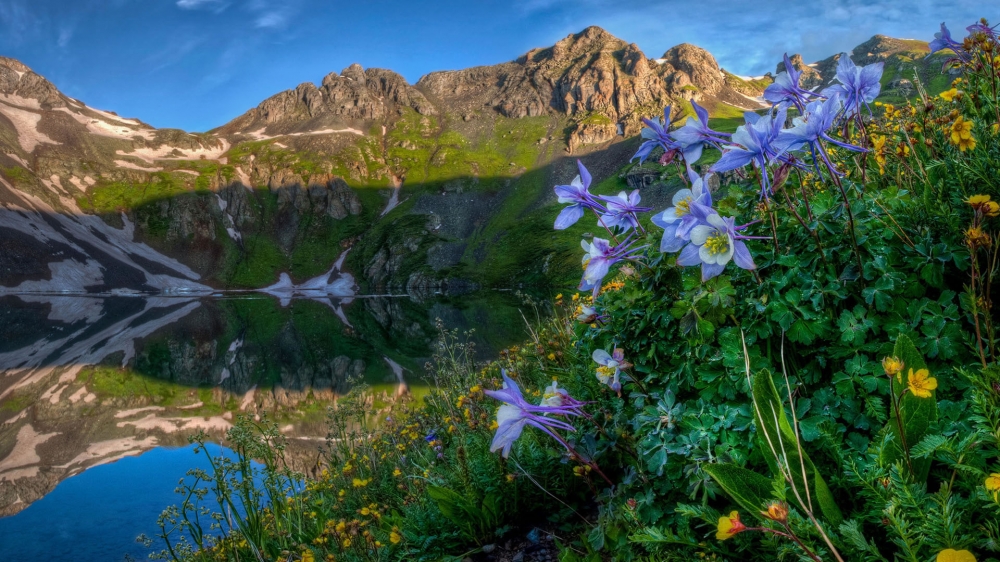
[0,28,946,296]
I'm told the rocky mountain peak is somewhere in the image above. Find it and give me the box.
[0,56,66,109]
[659,43,725,96]
[524,25,629,64]
[216,63,434,136]
[0,56,31,74]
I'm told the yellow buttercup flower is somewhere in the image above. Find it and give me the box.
[939,88,960,102]
[967,195,992,206]
[986,473,1000,498]
[966,227,991,249]
[907,368,937,398]
[950,116,977,152]
[716,511,746,541]
[882,356,904,380]
[390,529,402,544]
[936,549,976,562]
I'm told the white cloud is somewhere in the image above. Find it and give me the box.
[255,10,286,28]
[176,0,230,12]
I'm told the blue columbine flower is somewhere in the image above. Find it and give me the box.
[710,105,789,198]
[966,20,998,42]
[484,370,584,458]
[632,105,681,163]
[928,22,971,62]
[579,236,644,296]
[597,189,652,232]
[592,348,627,392]
[554,160,605,230]
[763,54,820,111]
[823,55,883,118]
[671,100,732,166]
[774,93,865,178]
[651,174,714,252]
[676,213,756,281]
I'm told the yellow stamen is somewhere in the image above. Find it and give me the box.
[704,231,730,256]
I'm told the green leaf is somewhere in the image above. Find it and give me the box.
[702,463,774,518]
[881,334,938,481]
[751,369,844,525]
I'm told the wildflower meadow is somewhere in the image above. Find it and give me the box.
[151,19,1000,562]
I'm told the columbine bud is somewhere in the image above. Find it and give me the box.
[771,162,792,192]
[659,148,679,165]
[761,501,789,524]
[882,356,904,380]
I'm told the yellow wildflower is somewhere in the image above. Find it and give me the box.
[547,352,556,361]
[716,511,746,541]
[882,356,904,380]
[907,368,937,398]
[939,88,960,102]
[342,538,352,548]
[950,116,977,152]
[360,507,370,516]
[966,227,991,248]
[985,473,1000,499]
[393,468,402,477]
[761,501,788,523]
[301,551,315,562]
[390,529,402,544]
[936,549,976,562]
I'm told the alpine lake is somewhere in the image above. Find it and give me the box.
[0,291,544,560]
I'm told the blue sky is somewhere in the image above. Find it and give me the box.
[0,0,991,131]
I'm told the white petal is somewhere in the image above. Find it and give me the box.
[707,213,727,229]
[671,189,692,205]
[690,225,713,246]
[496,404,523,426]
[571,175,583,188]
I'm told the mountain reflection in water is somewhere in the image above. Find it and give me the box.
[0,291,537,559]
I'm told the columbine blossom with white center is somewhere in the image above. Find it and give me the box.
[485,370,585,458]
[651,175,714,252]
[592,348,627,392]
[677,213,757,281]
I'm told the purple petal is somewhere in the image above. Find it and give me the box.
[701,261,726,281]
[660,223,685,252]
[732,240,756,270]
[711,149,755,173]
[554,205,584,230]
[576,160,592,189]
[676,243,702,266]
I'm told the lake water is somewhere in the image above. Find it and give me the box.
[0,291,539,560]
